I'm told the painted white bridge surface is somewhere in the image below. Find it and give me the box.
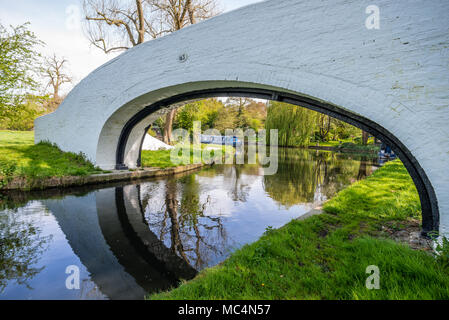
[35,0,449,235]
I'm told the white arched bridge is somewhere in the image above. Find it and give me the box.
[35,0,449,236]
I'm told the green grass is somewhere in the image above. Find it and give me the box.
[149,161,449,300]
[141,149,178,168]
[0,130,103,186]
[315,138,355,147]
[335,142,380,153]
[316,138,379,153]
[141,144,234,168]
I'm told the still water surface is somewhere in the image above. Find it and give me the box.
[0,149,378,300]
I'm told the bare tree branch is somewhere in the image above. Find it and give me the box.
[43,54,72,100]
[82,0,221,54]
[82,0,222,143]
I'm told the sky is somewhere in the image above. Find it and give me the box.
[0,0,263,93]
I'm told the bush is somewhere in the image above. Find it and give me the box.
[0,160,17,187]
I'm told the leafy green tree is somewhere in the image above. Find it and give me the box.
[239,100,267,131]
[0,209,51,292]
[265,101,318,147]
[0,95,48,130]
[0,22,44,124]
[213,106,238,133]
[329,119,359,141]
[174,99,223,132]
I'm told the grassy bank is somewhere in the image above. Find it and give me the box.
[313,139,379,154]
[150,161,449,300]
[0,131,103,187]
[141,144,234,168]
[0,131,233,187]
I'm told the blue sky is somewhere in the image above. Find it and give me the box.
[0,0,263,91]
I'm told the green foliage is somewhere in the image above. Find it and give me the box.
[0,22,44,118]
[164,97,366,147]
[335,142,379,153]
[0,209,51,291]
[331,120,360,140]
[213,106,238,133]
[0,95,49,130]
[174,99,223,132]
[168,98,267,135]
[149,161,449,300]
[264,149,362,207]
[0,160,16,188]
[265,101,318,147]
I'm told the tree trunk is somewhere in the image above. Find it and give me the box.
[186,0,196,24]
[319,115,331,141]
[53,85,59,101]
[163,109,177,144]
[135,0,145,44]
[166,179,189,263]
[362,131,369,145]
[357,156,368,180]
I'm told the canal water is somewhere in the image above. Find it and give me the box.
[0,149,378,300]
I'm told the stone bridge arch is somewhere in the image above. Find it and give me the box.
[35,0,449,235]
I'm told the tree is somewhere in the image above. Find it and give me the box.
[43,54,72,103]
[0,22,43,121]
[83,0,220,143]
[174,98,223,132]
[265,101,318,147]
[214,106,237,133]
[317,114,332,141]
[0,95,47,131]
[240,100,267,131]
[225,97,250,127]
[0,208,51,292]
[328,119,358,141]
[83,0,149,53]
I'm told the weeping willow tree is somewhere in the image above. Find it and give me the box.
[263,149,369,208]
[263,148,320,207]
[265,101,318,147]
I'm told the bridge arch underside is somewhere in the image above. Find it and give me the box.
[98,83,439,236]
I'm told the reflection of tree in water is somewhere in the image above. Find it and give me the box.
[140,151,375,268]
[264,149,375,207]
[357,156,370,181]
[0,206,51,292]
[228,164,260,202]
[196,164,260,202]
[143,176,229,270]
[264,149,320,207]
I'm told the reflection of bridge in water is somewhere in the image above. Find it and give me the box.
[45,184,197,300]
[35,151,377,299]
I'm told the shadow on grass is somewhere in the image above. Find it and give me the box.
[0,142,103,181]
